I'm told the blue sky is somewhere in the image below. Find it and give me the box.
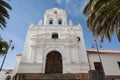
[0,0,120,69]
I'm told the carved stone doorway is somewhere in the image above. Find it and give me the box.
[45,51,62,74]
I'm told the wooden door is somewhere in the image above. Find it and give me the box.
[45,51,62,74]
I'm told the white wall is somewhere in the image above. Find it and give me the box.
[13,55,21,75]
[0,70,13,80]
[89,53,120,75]
[16,25,89,73]
[0,71,6,80]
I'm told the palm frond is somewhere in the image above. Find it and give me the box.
[83,0,120,42]
[0,0,12,10]
[0,0,12,30]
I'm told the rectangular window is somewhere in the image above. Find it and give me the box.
[49,20,53,24]
[58,20,62,25]
[118,62,120,69]
[94,62,103,71]
[52,33,58,39]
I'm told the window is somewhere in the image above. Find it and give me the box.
[118,62,120,69]
[54,11,57,14]
[58,20,62,25]
[6,75,11,80]
[94,62,103,71]
[49,20,53,24]
[52,33,58,39]
[77,37,80,41]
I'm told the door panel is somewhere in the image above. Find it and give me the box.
[45,51,62,74]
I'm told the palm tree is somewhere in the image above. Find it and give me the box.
[0,39,8,55]
[0,0,11,55]
[0,0,12,30]
[83,0,120,42]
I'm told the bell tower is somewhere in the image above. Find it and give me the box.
[14,8,89,80]
[44,8,67,25]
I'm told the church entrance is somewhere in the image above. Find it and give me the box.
[45,51,62,74]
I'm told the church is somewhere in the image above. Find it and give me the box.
[4,8,120,80]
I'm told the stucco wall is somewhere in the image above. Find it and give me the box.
[16,25,89,73]
[88,53,120,75]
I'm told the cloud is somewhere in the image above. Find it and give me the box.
[65,0,70,3]
[56,0,70,4]
[65,0,88,16]
[56,0,63,4]
[56,0,89,17]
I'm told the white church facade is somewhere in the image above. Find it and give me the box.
[2,8,120,80]
[13,8,89,80]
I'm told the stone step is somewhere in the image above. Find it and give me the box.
[15,73,88,80]
[23,73,77,80]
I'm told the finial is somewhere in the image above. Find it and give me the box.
[29,23,34,29]
[38,20,42,25]
[78,23,81,26]
[78,23,82,29]
[69,20,73,25]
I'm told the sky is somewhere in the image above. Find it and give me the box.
[0,0,120,69]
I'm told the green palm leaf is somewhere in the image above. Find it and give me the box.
[0,0,12,30]
[0,40,8,56]
[83,0,120,42]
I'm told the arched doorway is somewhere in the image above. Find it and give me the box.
[45,51,62,74]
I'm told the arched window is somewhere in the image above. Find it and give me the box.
[52,33,58,39]
[49,19,53,25]
[6,75,11,80]
[58,19,62,25]
[77,37,80,41]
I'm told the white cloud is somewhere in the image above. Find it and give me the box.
[65,0,70,3]
[56,0,89,17]
[65,0,88,16]
[56,0,63,4]
[56,0,70,4]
